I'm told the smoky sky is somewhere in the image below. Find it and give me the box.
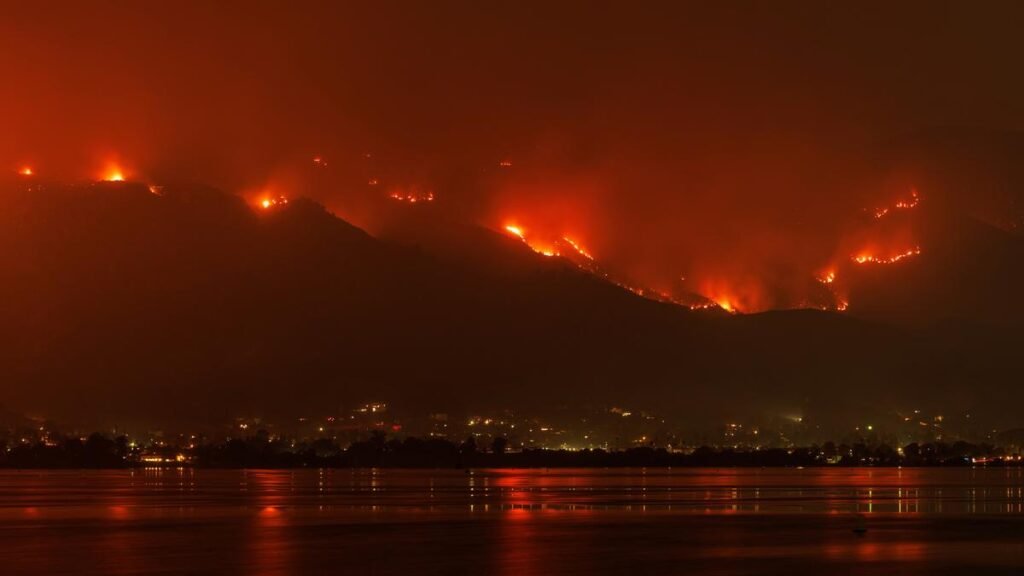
[3,0,1024,309]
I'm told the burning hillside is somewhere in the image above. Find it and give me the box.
[4,141,1021,326]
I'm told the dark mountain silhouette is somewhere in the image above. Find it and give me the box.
[0,178,1017,432]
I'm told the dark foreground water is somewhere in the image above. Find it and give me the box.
[2,468,1024,575]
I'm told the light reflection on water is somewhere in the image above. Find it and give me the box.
[1,468,1024,574]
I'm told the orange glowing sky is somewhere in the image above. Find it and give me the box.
[2,2,1024,313]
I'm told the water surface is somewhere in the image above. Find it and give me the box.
[2,468,1024,574]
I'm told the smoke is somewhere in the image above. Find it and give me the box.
[3,1,1024,311]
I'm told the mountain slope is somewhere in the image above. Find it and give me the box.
[0,179,1012,431]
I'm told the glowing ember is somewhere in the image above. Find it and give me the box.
[499,160,512,167]
[312,156,327,166]
[872,188,920,219]
[561,236,594,260]
[895,189,920,209]
[368,178,379,186]
[18,166,33,176]
[388,190,434,203]
[817,270,836,284]
[259,196,289,210]
[852,246,921,265]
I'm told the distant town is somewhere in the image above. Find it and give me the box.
[3,401,1023,468]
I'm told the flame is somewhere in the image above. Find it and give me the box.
[504,225,525,239]
[895,189,920,209]
[714,298,736,313]
[561,236,594,260]
[852,247,921,265]
[259,195,288,210]
[101,165,126,182]
[389,190,434,203]
[872,188,919,219]
[806,187,929,311]
[693,277,775,313]
[18,166,33,176]
[501,223,586,259]
[312,156,327,166]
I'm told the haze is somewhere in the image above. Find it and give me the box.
[5,1,1024,309]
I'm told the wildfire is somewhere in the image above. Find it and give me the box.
[18,166,33,176]
[504,225,525,239]
[388,190,435,203]
[804,188,926,312]
[852,247,921,265]
[259,195,289,210]
[817,270,836,284]
[872,188,920,219]
[895,189,920,209]
[501,224,595,261]
[713,298,737,313]
[813,269,850,311]
[312,156,327,167]
[561,236,594,261]
[101,165,126,182]
[499,160,512,168]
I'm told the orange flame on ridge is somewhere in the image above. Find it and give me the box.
[101,164,126,182]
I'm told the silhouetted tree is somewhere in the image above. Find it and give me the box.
[492,436,508,456]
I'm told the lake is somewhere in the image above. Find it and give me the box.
[2,467,1024,574]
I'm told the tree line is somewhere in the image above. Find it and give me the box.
[0,432,1015,468]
